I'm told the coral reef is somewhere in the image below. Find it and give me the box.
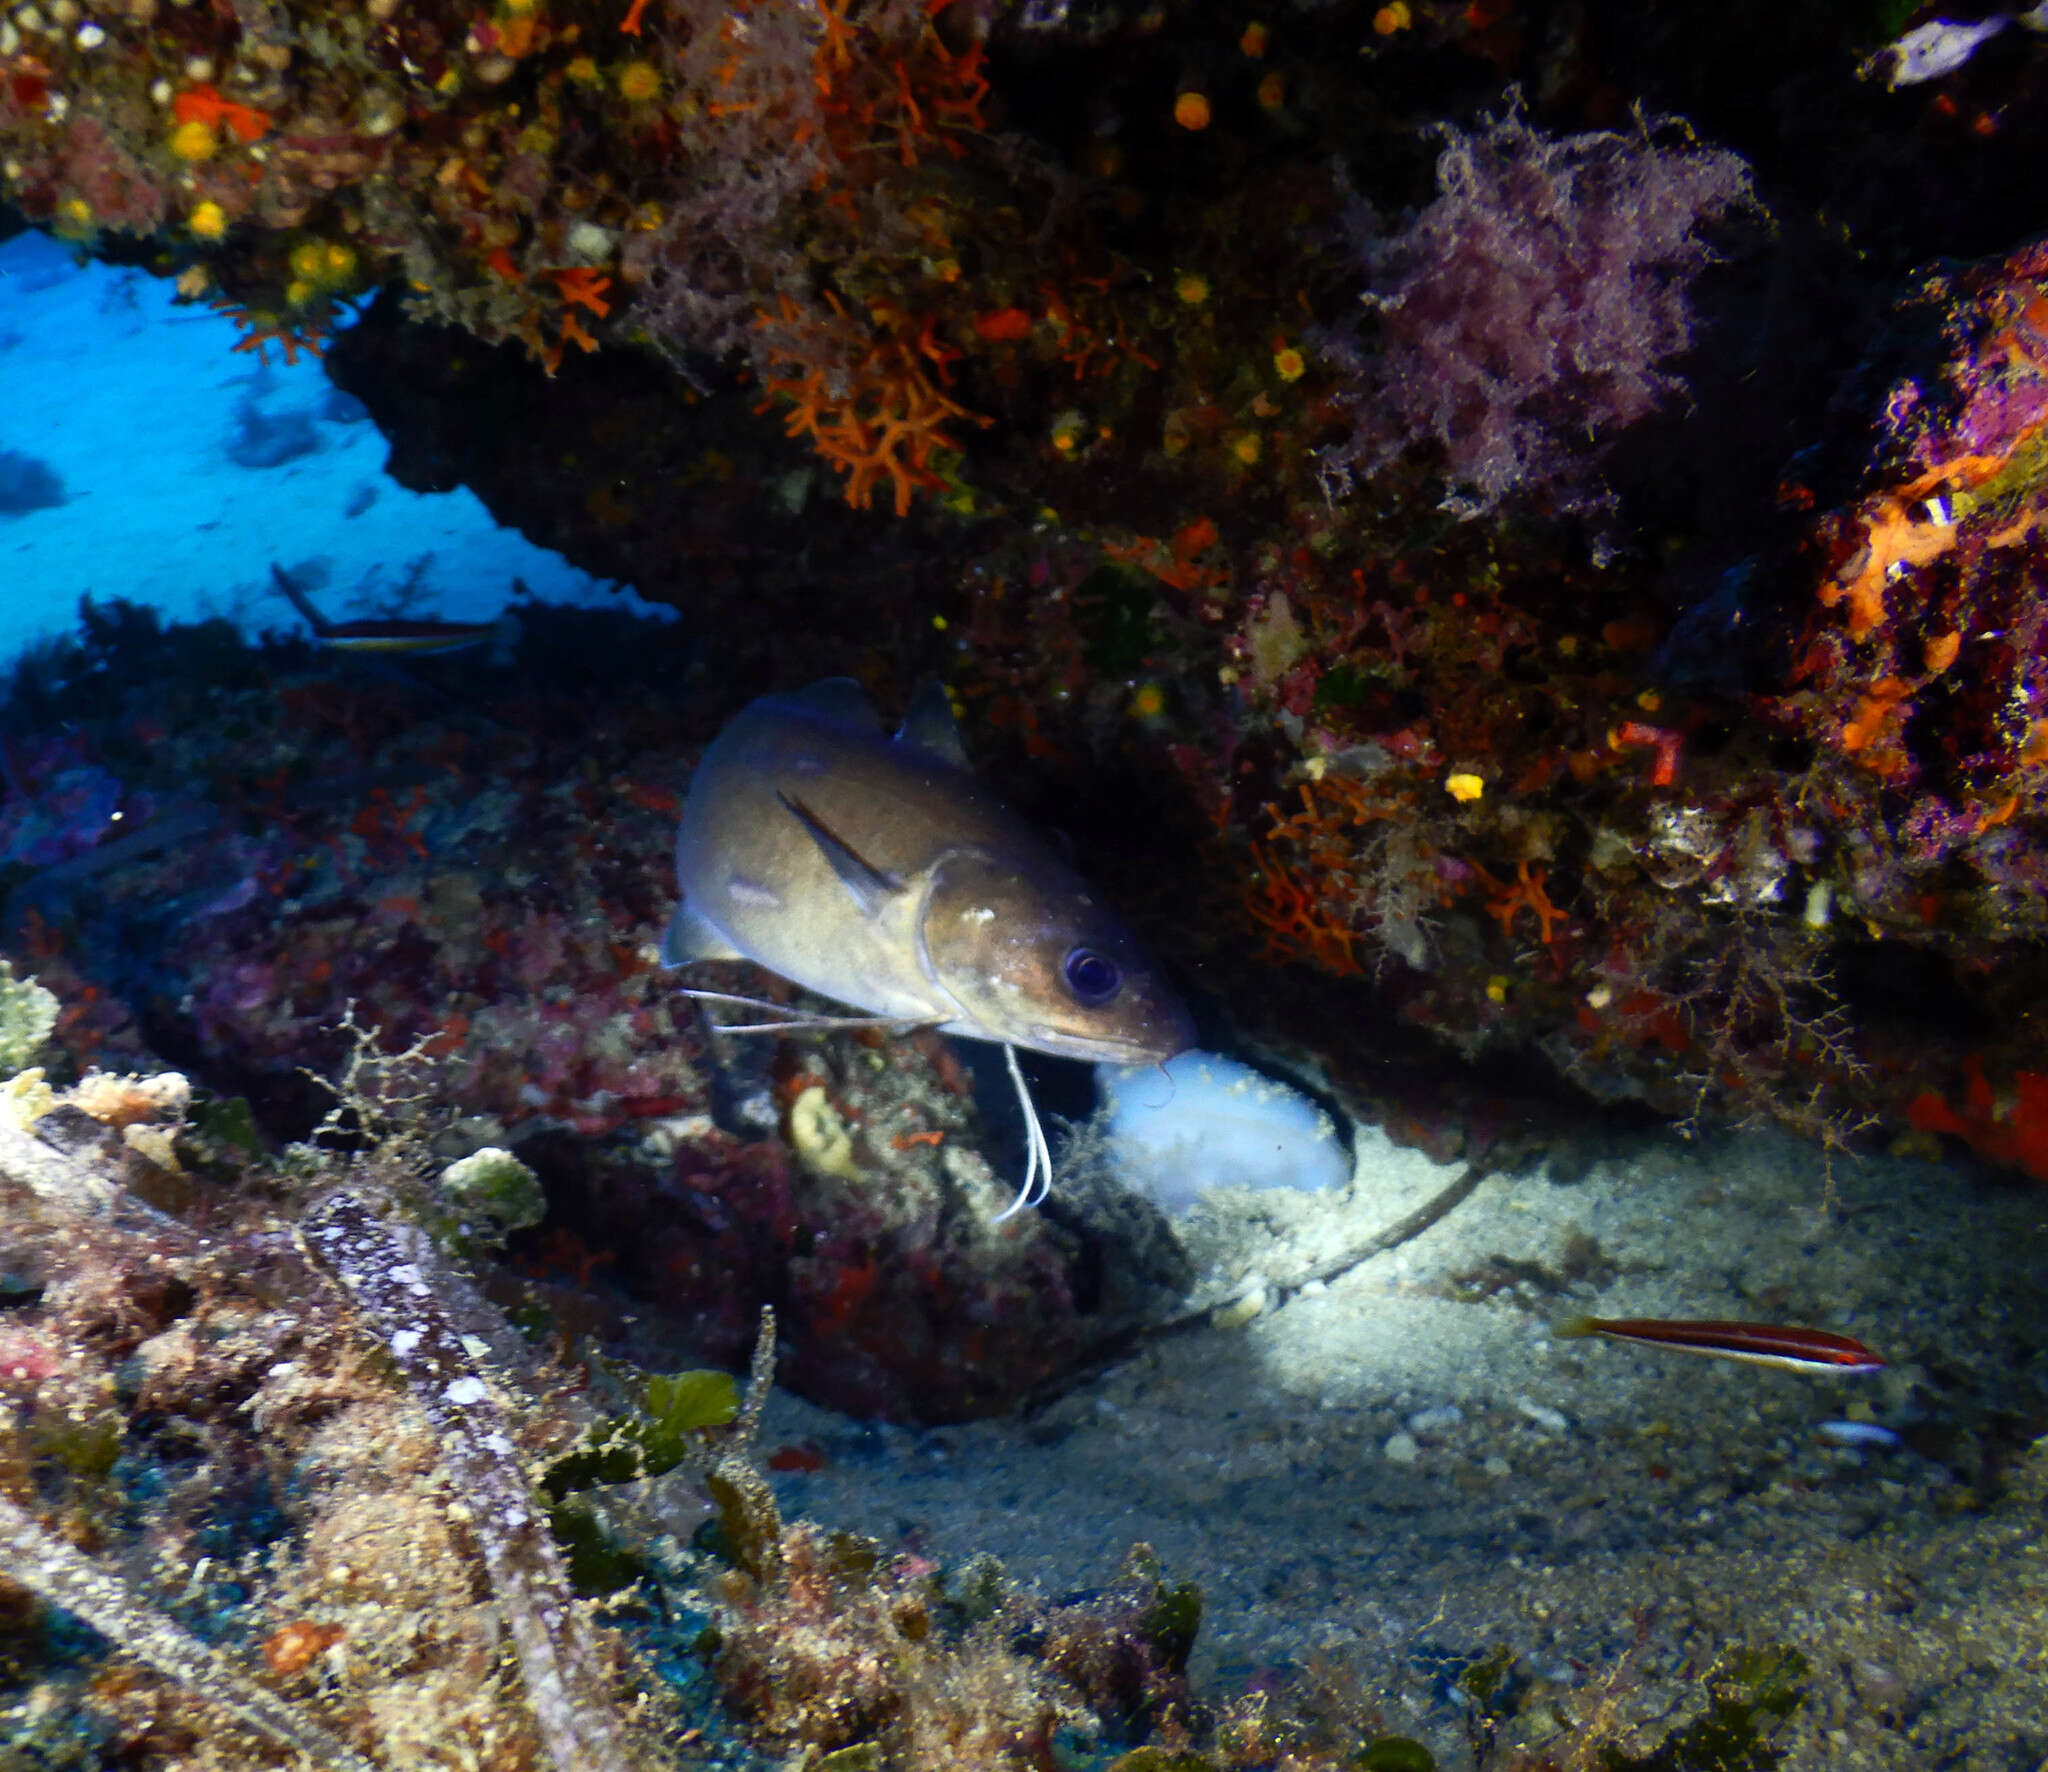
[17,1,2048,1761]
[10,0,2048,1401]
[1,1006,1835,1772]
[0,1054,662,1768]
[0,601,1176,1423]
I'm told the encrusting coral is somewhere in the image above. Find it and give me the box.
[0,1492,379,1772]
[0,998,1518,1772]
[0,1017,665,1770]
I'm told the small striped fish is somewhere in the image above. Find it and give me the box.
[1554,1315,1885,1375]
[272,564,519,658]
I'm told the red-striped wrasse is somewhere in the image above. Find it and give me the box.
[272,563,520,658]
[1553,1315,1885,1375]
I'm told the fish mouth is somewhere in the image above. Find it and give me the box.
[1022,1023,1193,1066]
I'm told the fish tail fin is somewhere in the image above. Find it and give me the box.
[270,563,330,636]
[1550,1314,1600,1341]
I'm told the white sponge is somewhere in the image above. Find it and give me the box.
[1094,1050,1352,1216]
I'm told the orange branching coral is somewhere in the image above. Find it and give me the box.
[711,0,986,169]
[550,311,599,371]
[1244,842,1361,976]
[1265,774,1395,870]
[484,267,615,373]
[536,269,613,373]
[811,0,989,168]
[1239,772,1429,974]
[551,267,614,317]
[1103,517,1229,596]
[1039,276,1157,381]
[812,0,860,86]
[1473,858,1567,946]
[211,299,328,365]
[756,292,988,514]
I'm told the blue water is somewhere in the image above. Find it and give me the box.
[0,227,669,670]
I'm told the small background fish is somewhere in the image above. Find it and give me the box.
[1555,1314,1885,1374]
[272,563,520,661]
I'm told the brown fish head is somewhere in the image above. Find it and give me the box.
[918,851,1196,1064]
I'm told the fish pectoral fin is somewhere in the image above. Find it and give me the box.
[778,677,882,729]
[894,678,970,769]
[778,792,903,918]
[661,900,745,967]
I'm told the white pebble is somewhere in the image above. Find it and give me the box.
[1211,1280,1268,1330]
[1382,1431,1420,1466]
[1516,1397,1570,1434]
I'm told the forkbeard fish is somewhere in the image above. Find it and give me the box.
[664,678,1197,1214]
[271,564,521,660]
[1554,1315,1885,1376]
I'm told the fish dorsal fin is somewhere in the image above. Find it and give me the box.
[779,792,902,917]
[781,677,882,729]
[661,900,745,967]
[894,679,970,769]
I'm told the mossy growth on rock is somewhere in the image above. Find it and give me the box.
[435,1144,547,1241]
[0,961,58,1078]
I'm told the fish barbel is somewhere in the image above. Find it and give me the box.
[664,678,1195,1068]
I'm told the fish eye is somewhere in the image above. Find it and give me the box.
[1062,947,1121,1006]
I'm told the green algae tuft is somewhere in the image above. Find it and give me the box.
[0,961,58,1079]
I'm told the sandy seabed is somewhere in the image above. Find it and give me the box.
[754,1120,2048,1768]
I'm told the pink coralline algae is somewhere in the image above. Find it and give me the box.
[1326,99,1755,515]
